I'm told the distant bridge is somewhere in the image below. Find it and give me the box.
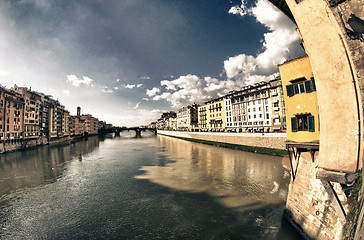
[99,126,157,137]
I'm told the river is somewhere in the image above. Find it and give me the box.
[0,133,301,239]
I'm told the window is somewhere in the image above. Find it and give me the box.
[291,115,315,132]
[286,85,294,97]
[304,80,313,93]
[286,78,316,97]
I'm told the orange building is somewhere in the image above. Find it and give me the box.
[13,85,42,139]
[0,86,25,141]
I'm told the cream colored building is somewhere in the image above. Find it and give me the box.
[176,104,198,131]
[224,78,285,132]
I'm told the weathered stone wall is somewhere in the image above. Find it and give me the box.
[285,152,348,239]
[157,130,287,150]
[0,141,22,153]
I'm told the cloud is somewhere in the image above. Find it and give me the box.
[148,0,302,109]
[151,109,164,114]
[66,74,94,87]
[102,86,114,93]
[62,89,70,95]
[228,0,247,16]
[134,102,141,109]
[150,74,236,108]
[140,76,151,80]
[143,98,149,101]
[0,69,11,76]
[123,83,143,89]
[146,87,160,97]
[225,0,301,80]
[124,84,136,89]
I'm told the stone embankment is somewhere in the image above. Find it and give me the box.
[0,134,95,154]
[157,130,286,151]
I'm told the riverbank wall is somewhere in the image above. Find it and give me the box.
[157,130,287,152]
[0,134,97,154]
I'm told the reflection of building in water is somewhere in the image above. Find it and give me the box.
[0,136,100,197]
[157,135,286,195]
[70,135,100,157]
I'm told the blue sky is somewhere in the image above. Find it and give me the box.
[0,0,304,126]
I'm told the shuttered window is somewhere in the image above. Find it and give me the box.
[311,77,316,91]
[304,80,313,93]
[308,115,315,132]
[291,117,297,132]
[286,85,294,97]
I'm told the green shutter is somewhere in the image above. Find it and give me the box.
[304,80,312,93]
[286,85,294,97]
[311,77,316,91]
[308,116,315,132]
[291,117,297,132]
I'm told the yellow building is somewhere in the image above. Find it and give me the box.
[279,56,319,143]
[198,105,208,131]
[205,97,225,131]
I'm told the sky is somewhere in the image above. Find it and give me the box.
[0,0,304,127]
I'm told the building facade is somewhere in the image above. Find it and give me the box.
[176,104,198,131]
[225,78,285,132]
[0,86,25,141]
[205,97,225,131]
[279,56,319,143]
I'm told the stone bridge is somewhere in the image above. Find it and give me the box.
[99,127,157,137]
[267,0,363,239]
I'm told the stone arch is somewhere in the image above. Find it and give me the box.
[269,0,364,173]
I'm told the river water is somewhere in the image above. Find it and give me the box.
[0,133,301,239]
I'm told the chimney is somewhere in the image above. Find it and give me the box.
[77,107,81,117]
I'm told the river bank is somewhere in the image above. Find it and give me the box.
[157,130,287,156]
[0,134,98,154]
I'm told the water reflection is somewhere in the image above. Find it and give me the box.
[136,135,291,212]
[0,136,100,197]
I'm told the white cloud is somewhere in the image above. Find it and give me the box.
[146,87,160,97]
[143,98,149,101]
[225,0,301,80]
[137,84,143,88]
[102,86,114,93]
[134,102,141,109]
[228,0,247,16]
[140,76,151,80]
[62,89,70,95]
[151,109,164,114]
[116,79,120,82]
[124,84,136,89]
[66,74,94,87]
[0,69,11,76]
[113,87,119,90]
[147,0,302,109]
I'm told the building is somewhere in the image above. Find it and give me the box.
[55,103,70,137]
[0,86,25,141]
[157,112,176,130]
[80,114,99,135]
[279,56,319,143]
[197,105,208,131]
[224,78,285,132]
[176,104,198,131]
[12,85,41,139]
[38,93,54,140]
[205,97,225,132]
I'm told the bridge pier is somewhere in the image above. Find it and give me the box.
[135,129,142,138]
